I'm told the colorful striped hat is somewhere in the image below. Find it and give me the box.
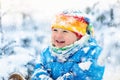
[51,10,94,37]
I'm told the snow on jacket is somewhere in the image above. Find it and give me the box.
[31,35,105,80]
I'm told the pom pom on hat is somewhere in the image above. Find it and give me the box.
[51,10,94,36]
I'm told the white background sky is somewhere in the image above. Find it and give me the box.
[1,0,118,17]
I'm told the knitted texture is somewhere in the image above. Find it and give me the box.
[52,10,91,36]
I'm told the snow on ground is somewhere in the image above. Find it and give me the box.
[0,0,120,80]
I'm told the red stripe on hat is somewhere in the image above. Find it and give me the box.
[73,32,83,40]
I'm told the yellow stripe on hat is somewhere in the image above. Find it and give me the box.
[52,14,88,35]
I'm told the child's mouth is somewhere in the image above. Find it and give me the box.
[56,40,65,43]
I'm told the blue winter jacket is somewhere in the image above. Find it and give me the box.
[31,37,105,80]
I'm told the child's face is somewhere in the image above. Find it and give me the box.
[51,28,78,48]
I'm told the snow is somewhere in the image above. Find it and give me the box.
[79,61,92,71]
[1,0,120,80]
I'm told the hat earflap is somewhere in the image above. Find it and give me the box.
[87,24,94,36]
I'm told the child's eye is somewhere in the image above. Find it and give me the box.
[53,29,58,32]
[63,30,68,33]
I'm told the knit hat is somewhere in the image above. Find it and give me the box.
[51,10,94,37]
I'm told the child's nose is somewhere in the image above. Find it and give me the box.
[56,32,64,38]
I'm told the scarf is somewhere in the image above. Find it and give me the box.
[50,34,90,62]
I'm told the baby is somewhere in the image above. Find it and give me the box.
[31,10,105,80]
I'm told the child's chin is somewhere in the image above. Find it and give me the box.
[54,43,64,48]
